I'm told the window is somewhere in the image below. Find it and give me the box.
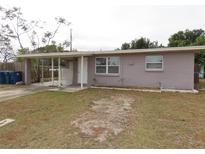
[95,57,120,75]
[96,58,106,74]
[108,57,120,74]
[145,55,163,71]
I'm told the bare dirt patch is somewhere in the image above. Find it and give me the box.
[71,94,135,142]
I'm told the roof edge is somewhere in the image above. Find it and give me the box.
[17,45,205,58]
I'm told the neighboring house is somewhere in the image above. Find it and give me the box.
[17,46,205,90]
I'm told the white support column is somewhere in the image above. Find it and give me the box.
[24,59,28,84]
[24,58,31,84]
[41,59,44,83]
[80,56,84,89]
[51,57,54,86]
[58,57,61,87]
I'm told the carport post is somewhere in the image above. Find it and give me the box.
[51,57,54,85]
[24,58,31,84]
[25,59,28,84]
[58,57,61,87]
[41,59,44,83]
[80,55,84,89]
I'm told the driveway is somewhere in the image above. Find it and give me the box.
[0,84,51,102]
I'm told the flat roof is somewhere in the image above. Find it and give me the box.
[17,46,205,58]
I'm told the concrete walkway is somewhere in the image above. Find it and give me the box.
[0,85,51,102]
[48,86,87,93]
[0,83,86,102]
[199,88,205,91]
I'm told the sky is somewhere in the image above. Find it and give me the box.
[1,0,205,51]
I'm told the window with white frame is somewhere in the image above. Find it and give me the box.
[96,57,107,74]
[145,55,163,71]
[95,57,120,75]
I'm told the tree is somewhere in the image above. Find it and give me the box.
[0,6,72,83]
[0,6,72,56]
[120,37,163,50]
[149,41,163,48]
[34,44,64,53]
[121,43,130,50]
[0,6,38,50]
[115,48,120,50]
[168,29,205,66]
[131,37,150,49]
[195,50,205,66]
[0,36,15,63]
[26,17,71,53]
[42,17,71,47]
[168,29,205,47]
[0,5,45,65]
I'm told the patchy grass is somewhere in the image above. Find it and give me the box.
[198,79,205,89]
[0,89,205,148]
[0,84,28,91]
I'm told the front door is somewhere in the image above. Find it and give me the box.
[77,57,88,84]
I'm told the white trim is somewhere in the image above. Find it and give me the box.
[41,59,44,82]
[58,57,61,87]
[80,56,84,88]
[95,56,120,75]
[145,55,164,71]
[51,57,54,85]
[91,86,161,93]
[95,57,107,75]
[91,86,198,94]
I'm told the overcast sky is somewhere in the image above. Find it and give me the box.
[1,0,205,51]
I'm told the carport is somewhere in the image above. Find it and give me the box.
[18,52,93,89]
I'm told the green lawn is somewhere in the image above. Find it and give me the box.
[0,88,205,148]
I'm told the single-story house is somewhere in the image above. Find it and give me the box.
[17,46,205,90]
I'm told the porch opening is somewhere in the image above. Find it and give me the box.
[24,56,88,89]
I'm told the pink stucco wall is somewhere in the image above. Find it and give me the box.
[87,52,195,90]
